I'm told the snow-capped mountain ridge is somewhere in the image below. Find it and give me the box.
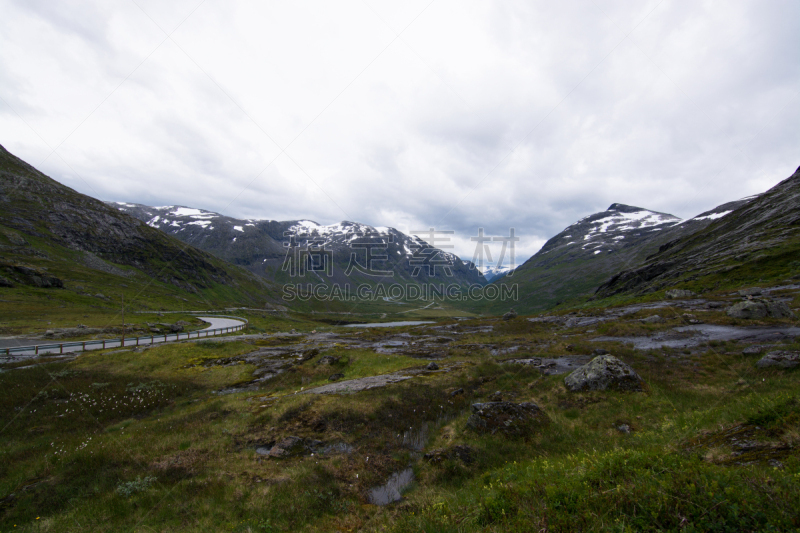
[108,202,487,286]
[539,204,681,258]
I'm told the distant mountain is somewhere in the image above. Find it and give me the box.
[480,264,516,283]
[597,166,800,297]
[0,144,277,309]
[109,203,487,289]
[482,199,753,313]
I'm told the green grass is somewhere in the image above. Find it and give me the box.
[1,308,799,531]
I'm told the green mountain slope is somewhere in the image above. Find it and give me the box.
[0,144,280,318]
[474,199,750,314]
[597,165,800,297]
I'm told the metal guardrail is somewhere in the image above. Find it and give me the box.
[3,317,248,357]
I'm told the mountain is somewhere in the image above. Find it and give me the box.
[596,166,800,297]
[479,264,516,283]
[0,144,278,309]
[484,199,753,313]
[108,203,487,289]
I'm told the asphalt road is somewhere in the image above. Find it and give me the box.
[1,316,246,359]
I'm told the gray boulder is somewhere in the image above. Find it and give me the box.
[502,309,518,321]
[640,315,665,324]
[424,445,475,464]
[727,301,768,319]
[564,355,645,392]
[756,351,800,369]
[765,301,794,319]
[727,300,794,319]
[742,345,769,355]
[665,289,696,299]
[466,401,547,435]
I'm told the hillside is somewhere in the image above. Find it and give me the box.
[0,144,280,322]
[481,199,751,313]
[109,203,487,289]
[597,165,800,297]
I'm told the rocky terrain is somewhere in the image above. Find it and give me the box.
[110,203,486,288]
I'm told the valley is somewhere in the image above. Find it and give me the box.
[1,147,799,532]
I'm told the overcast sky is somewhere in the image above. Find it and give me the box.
[2,0,798,267]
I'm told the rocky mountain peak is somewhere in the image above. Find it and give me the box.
[606,203,646,213]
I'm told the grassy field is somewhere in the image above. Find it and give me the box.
[1,297,799,531]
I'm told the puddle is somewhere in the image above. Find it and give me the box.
[368,468,414,505]
[255,446,273,455]
[343,321,434,328]
[400,423,429,451]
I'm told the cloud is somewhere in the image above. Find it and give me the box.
[1,0,798,264]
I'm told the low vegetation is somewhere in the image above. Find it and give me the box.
[2,289,799,531]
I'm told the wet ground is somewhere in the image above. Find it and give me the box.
[593,324,800,350]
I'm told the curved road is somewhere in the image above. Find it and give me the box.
[1,316,247,360]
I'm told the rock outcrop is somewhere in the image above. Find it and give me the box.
[727,300,794,319]
[466,401,547,435]
[564,355,645,392]
[756,351,800,369]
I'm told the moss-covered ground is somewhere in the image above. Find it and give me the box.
[1,290,799,532]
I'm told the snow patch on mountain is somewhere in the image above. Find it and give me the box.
[692,210,732,221]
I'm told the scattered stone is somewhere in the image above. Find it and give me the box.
[592,348,608,356]
[318,355,339,365]
[466,401,547,435]
[641,315,665,324]
[449,388,464,397]
[259,436,318,458]
[423,445,475,464]
[756,351,800,369]
[565,344,574,351]
[616,423,632,434]
[0,275,14,288]
[742,345,768,355]
[705,301,724,309]
[768,459,785,469]
[738,288,763,297]
[297,348,319,362]
[502,309,518,321]
[682,313,703,324]
[488,390,503,401]
[727,301,768,319]
[564,355,645,392]
[666,289,696,299]
[426,362,439,371]
[328,373,345,381]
